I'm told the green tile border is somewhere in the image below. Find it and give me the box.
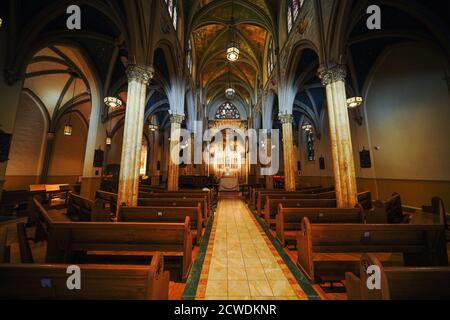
[182,211,215,300]
[249,208,321,300]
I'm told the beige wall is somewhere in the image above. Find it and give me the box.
[107,126,124,165]
[4,92,47,190]
[299,43,450,208]
[47,113,87,183]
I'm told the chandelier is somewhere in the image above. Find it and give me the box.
[302,124,313,132]
[226,0,239,62]
[104,96,123,112]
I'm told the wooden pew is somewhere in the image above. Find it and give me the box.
[276,205,364,247]
[17,223,34,263]
[263,199,337,226]
[119,205,203,245]
[261,191,336,216]
[0,253,169,300]
[34,199,193,281]
[254,187,332,214]
[139,190,212,216]
[138,197,208,224]
[297,217,448,284]
[250,186,322,211]
[0,227,9,263]
[371,193,411,224]
[95,190,118,214]
[345,253,450,300]
[357,191,373,211]
[66,192,109,222]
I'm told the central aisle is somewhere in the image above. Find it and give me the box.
[195,199,312,300]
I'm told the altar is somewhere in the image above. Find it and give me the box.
[219,176,240,192]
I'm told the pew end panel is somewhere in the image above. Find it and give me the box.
[296,218,315,282]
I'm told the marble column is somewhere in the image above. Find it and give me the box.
[279,114,296,191]
[117,65,153,208]
[265,134,274,190]
[318,65,357,208]
[150,129,160,186]
[167,114,184,191]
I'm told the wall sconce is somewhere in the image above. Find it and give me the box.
[347,96,363,108]
[106,136,112,146]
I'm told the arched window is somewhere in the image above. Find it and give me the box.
[306,130,315,161]
[215,102,241,120]
[287,0,304,33]
[166,0,178,30]
[187,39,193,74]
[267,38,274,77]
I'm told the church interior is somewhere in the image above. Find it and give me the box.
[0,0,449,301]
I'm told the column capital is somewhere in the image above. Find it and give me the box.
[170,113,185,124]
[126,64,154,85]
[278,113,294,124]
[318,64,347,86]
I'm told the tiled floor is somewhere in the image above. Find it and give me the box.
[196,199,309,300]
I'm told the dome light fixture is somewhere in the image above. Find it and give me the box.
[225,87,235,100]
[302,124,313,132]
[64,124,73,136]
[104,96,123,111]
[227,43,240,62]
[347,96,363,108]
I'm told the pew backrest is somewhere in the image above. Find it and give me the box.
[263,193,336,216]
[297,217,448,282]
[138,197,208,222]
[276,206,363,246]
[0,253,169,300]
[118,205,203,244]
[95,190,118,214]
[357,191,373,211]
[264,199,337,224]
[346,253,450,300]
[67,192,94,222]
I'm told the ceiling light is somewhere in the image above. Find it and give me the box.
[104,97,123,111]
[225,87,235,100]
[347,97,363,108]
[227,44,240,62]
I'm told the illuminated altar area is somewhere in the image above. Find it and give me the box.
[206,111,249,184]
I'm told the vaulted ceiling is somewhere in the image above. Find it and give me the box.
[188,0,275,109]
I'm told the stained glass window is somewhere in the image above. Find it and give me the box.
[215,102,241,120]
[306,130,315,161]
[287,0,304,34]
[187,39,193,73]
[267,38,274,76]
[287,6,293,33]
[166,0,178,30]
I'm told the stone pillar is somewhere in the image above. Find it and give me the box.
[318,65,357,208]
[265,134,274,190]
[117,65,153,208]
[279,114,296,191]
[149,129,160,186]
[167,114,184,191]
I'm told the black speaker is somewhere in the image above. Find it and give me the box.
[93,149,104,168]
[319,157,325,170]
[360,148,371,168]
[0,130,12,163]
[297,161,301,171]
